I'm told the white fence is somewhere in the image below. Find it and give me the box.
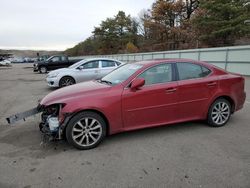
[70,45,250,76]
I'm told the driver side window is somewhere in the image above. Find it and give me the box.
[81,61,99,69]
[138,63,172,85]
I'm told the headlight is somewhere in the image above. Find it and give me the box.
[48,72,59,78]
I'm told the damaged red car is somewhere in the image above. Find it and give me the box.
[7,59,246,150]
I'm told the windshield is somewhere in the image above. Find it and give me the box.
[101,64,143,85]
[69,59,87,69]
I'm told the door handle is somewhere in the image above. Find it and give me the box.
[207,82,217,87]
[94,70,99,73]
[165,88,177,93]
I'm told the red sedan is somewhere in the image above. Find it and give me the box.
[38,59,246,149]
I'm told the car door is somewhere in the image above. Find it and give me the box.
[58,56,68,68]
[122,63,179,130]
[99,60,117,79]
[49,56,61,70]
[176,62,217,121]
[74,60,100,82]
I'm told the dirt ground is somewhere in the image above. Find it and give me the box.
[0,64,249,188]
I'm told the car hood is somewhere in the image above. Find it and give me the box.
[40,81,110,106]
[49,68,69,75]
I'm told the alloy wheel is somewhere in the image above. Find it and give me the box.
[60,77,75,87]
[71,117,102,147]
[40,67,47,73]
[211,101,230,125]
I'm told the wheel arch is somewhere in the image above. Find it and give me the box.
[39,65,47,71]
[64,109,110,136]
[209,95,235,113]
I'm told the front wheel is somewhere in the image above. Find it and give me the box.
[59,76,75,87]
[66,111,106,150]
[39,66,47,73]
[207,98,231,127]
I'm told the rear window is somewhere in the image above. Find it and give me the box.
[101,60,116,68]
[116,62,121,66]
[177,63,211,80]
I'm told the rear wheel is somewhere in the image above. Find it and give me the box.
[59,76,75,87]
[39,66,47,73]
[66,111,106,150]
[207,98,231,127]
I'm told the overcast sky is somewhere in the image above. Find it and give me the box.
[0,0,154,51]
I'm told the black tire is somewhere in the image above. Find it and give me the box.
[66,111,106,150]
[59,76,75,87]
[207,98,231,127]
[39,66,47,73]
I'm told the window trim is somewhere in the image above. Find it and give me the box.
[175,62,212,81]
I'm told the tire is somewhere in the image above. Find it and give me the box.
[66,111,106,150]
[59,76,75,87]
[207,98,231,127]
[39,66,47,73]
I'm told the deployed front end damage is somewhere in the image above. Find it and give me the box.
[6,103,71,141]
[39,103,72,140]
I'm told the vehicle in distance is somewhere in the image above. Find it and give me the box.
[46,58,124,88]
[33,55,81,73]
[0,59,11,66]
[36,59,246,149]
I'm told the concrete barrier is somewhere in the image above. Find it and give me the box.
[70,45,250,76]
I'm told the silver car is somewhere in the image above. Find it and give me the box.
[46,58,125,88]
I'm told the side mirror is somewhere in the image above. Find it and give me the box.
[130,78,145,91]
[78,66,84,70]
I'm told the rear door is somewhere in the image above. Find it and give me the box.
[176,62,217,120]
[74,60,100,82]
[99,60,117,79]
[58,56,68,68]
[122,63,179,130]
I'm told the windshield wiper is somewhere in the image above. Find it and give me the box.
[98,79,113,85]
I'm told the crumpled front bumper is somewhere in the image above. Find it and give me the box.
[6,104,72,140]
[6,106,41,124]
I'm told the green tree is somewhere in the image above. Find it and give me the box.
[92,11,138,54]
[193,0,250,46]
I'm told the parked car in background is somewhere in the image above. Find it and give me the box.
[46,58,124,88]
[11,57,25,63]
[0,59,12,66]
[33,55,81,73]
[37,59,245,149]
[24,57,35,63]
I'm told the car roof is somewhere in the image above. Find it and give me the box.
[84,57,123,63]
[134,58,210,68]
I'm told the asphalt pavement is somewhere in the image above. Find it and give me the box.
[0,64,249,188]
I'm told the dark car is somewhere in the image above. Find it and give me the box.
[33,55,82,73]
